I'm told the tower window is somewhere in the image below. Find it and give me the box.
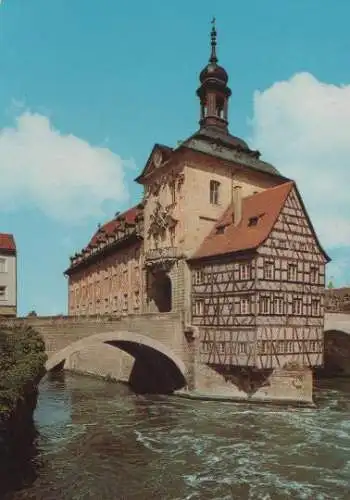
[210,180,220,205]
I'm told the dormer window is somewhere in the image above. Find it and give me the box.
[210,180,220,205]
[248,216,258,227]
[216,225,225,234]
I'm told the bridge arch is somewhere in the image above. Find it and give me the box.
[46,331,187,394]
[322,327,350,377]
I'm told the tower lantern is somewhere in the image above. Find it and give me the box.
[196,19,232,131]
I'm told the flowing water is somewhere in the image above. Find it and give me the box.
[2,373,350,500]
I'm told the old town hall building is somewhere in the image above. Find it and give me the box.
[65,24,329,373]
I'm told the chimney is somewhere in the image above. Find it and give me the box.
[233,185,242,226]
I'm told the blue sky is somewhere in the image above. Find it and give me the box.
[1,0,349,315]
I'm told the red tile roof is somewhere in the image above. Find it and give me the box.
[191,182,294,260]
[88,205,141,247]
[0,233,16,253]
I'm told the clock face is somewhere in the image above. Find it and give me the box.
[153,150,163,167]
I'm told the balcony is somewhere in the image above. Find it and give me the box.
[145,246,180,270]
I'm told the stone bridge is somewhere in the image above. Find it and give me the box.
[1,312,350,403]
[0,312,196,394]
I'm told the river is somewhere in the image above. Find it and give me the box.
[1,373,350,500]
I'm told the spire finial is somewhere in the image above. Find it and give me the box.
[210,17,218,64]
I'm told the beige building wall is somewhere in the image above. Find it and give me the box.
[0,253,17,316]
[180,159,280,257]
[68,242,143,316]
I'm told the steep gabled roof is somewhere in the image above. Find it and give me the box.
[135,143,173,183]
[191,182,293,260]
[190,181,330,262]
[0,233,16,254]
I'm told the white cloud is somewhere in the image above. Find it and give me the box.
[0,112,132,224]
[250,72,350,253]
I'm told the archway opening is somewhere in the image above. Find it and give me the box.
[315,330,350,378]
[45,332,187,395]
[106,340,185,394]
[151,271,172,313]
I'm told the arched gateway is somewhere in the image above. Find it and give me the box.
[46,331,187,394]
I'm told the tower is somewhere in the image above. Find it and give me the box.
[196,19,232,131]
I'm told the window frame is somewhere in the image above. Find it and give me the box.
[0,285,7,301]
[240,296,250,315]
[288,263,297,281]
[264,260,274,280]
[0,257,7,273]
[209,180,220,205]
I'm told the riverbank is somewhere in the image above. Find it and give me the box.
[0,325,47,496]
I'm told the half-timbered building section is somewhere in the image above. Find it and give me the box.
[65,206,144,316]
[191,257,257,366]
[255,184,329,369]
[189,181,330,370]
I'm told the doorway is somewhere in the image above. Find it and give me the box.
[151,271,172,313]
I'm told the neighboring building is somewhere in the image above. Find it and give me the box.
[0,233,17,317]
[64,24,330,371]
[325,287,350,312]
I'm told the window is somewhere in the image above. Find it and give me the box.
[311,298,320,316]
[240,263,251,280]
[0,285,7,300]
[248,216,258,227]
[194,300,204,315]
[218,342,225,353]
[264,261,274,280]
[288,263,297,281]
[309,340,317,352]
[310,266,318,284]
[260,295,270,315]
[238,342,247,354]
[280,240,287,249]
[240,297,250,315]
[0,258,6,273]
[276,341,285,354]
[292,297,302,315]
[286,341,294,353]
[274,296,284,315]
[209,180,220,205]
[194,270,204,285]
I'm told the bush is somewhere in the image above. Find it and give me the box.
[0,326,47,423]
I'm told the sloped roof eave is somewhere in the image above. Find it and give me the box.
[187,246,258,263]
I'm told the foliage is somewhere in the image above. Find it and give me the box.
[327,280,334,289]
[0,326,47,422]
